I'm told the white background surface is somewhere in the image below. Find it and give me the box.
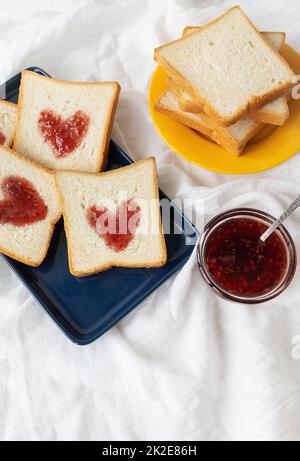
[1,0,300,441]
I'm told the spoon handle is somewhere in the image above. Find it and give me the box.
[260,195,300,242]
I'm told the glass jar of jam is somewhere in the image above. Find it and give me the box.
[197,209,297,304]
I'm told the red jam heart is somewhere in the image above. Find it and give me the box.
[38,110,90,158]
[0,132,6,145]
[0,176,48,226]
[86,200,141,252]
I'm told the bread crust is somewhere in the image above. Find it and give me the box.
[55,158,167,277]
[13,70,121,173]
[183,26,286,43]
[154,6,296,126]
[0,99,17,109]
[169,76,290,126]
[155,92,265,156]
[98,83,121,172]
[0,146,62,267]
[155,102,240,155]
[247,99,290,125]
[176,82,289,125]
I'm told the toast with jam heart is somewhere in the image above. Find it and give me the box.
[55,158,167,276]
[0,146,61,266]
[0,99,17,148]
[13,71,121,172]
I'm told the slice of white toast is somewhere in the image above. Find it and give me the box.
[154,6,296,126]
[0,146,61,266]
[177,28,289,125]
[155,91,264,155]
[0,100,17,147]
[14,71,121,172]
[56,158,167,276]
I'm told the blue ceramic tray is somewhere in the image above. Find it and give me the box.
[0,67,198,345]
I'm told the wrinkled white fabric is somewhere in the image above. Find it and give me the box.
[0,0,300,441]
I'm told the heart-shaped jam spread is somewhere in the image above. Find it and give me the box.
[86,200,141,252]
[0,132,6,145]
[38,110,90,158]
[0,176,48,226]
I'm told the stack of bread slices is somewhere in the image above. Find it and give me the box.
[0,71,167,275]
[154,6,297,155]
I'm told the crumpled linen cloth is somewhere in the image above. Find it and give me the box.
[1,0,300,441]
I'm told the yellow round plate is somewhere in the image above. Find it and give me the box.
[149,45,300,174]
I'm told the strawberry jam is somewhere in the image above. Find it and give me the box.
[0,132,6,145]
[204,217,288,297]
[87,200,141,252]
[0,176,48,226]
[38,110,90,158]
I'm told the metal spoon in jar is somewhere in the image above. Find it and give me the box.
[260,195,300,242]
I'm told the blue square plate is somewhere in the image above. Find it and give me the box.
[0,67,198,345]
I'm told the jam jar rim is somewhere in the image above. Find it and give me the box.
[197,208,297,305]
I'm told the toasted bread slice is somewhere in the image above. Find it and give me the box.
[0,100,17,147]
[55,158,167,276]
[155,91,264,156]
[0,146,61,266]
[14,71,121,172]
[178,28,289,125]
[154,6,296,126]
